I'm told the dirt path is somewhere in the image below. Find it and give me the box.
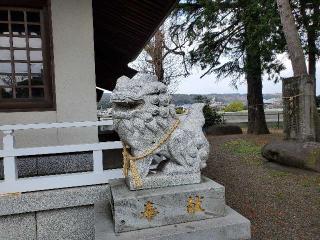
[203,133,320,240]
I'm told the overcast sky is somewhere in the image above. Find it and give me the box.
[175,55,320,95]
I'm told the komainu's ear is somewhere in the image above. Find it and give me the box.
[116,76,131,88]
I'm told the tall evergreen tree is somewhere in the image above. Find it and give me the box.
[293,0,320,94]
[172,0,285,134]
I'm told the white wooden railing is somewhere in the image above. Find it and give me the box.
[0,120,123,194]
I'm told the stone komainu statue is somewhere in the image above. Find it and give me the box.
[111,75,209,190]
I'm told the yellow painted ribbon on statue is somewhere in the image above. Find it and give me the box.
[122,119,181,188]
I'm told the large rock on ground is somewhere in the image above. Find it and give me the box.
[204,125,243,136]
[262,141,320,172]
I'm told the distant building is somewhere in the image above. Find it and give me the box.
[264,98,283,109]
[210,97,226,110]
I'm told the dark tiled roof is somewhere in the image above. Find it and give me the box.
[93,0,177,90]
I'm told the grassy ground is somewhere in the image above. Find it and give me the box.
[203,131,320,240]
[234,122,284,130]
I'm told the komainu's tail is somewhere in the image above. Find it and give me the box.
[180,103,209,169]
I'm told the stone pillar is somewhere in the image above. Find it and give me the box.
[282,75,319,142]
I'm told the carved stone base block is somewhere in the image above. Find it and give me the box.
[109,176,226,233]
[96,203,251,240]
[125,172,201,190]
[282,75,319,141]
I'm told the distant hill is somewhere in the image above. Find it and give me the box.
[97,92,281,109]
[171,93,281,106]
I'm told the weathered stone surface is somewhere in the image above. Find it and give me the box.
[37,205,94,240]
[2,151,119,179]
[17,152,93,178]
[204,125,243,136]
[126,172,201,190]
[0,185,110,240]
[262,141,320,172]
[111,75,209,190]
[0,212,36,240]
[0,184,109,216]
[282,75,319,142]
[1,153,93,180]
[96,201,251,240]
[110,176,226,233]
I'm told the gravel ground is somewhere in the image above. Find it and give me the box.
[203,133,320,240]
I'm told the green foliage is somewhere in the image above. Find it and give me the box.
[172,0,285,85]
[221,139,260,158]
[203,104,222,128]
[292,0,320,61]
[298,176,320,189]
[269,170,290,178]
[175,107,186,114]
[224,101,245,112]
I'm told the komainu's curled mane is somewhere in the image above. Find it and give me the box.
[111,75,209,190]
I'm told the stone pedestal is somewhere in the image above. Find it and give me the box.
[106,176,251,239]
[282,75,319,142]
[110,177,225,233]
[125,172,201,191]
[0,185,109,240]
[96,203,251,240]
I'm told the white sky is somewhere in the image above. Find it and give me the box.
[175,55,320,95]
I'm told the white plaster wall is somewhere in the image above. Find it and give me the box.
[51,0,98,145]
[0,112,58,148]
[0,0,98,148]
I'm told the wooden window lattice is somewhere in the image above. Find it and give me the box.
[0,5,54,111]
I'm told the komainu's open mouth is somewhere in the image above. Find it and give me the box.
[113,99,144,110]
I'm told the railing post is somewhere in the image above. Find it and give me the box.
[277,112,280,129]
[2,130,17,182]
[93,150,103,173]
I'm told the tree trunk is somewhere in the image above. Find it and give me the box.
[308,29,317,79]
[278,0,319,142]
[300,0,318,95]
[277,0,308,76]
[310,2,319,95]
[308,27,317,95]
[246,46,270,134]
[145,30,165,83]
[243,9,269,135]
[153,31,165,82]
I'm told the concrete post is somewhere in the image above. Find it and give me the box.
[2,130,17,182]
[282,75,319,142]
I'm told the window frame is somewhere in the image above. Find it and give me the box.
[0,0,55,112]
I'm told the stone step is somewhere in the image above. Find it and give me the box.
[109,177,226,233]
[95,201,251,240]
